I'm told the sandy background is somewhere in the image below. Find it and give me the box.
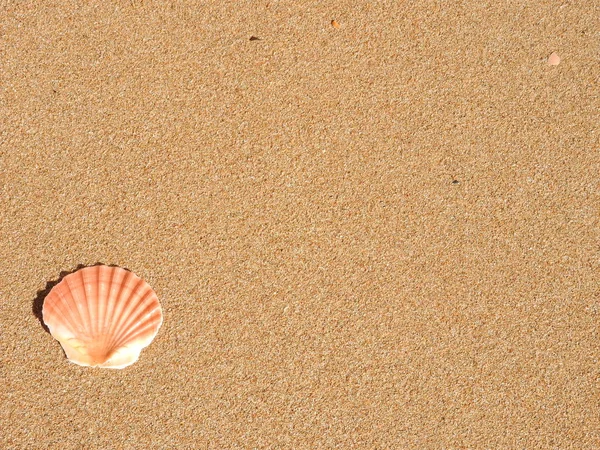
[1,0,599,448]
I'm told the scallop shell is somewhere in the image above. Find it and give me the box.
[42,265,163,369]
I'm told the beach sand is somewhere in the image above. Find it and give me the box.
[1,1,598,448]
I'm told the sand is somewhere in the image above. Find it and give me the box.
[1,1,599,448]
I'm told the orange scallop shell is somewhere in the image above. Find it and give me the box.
[42,265,163,369]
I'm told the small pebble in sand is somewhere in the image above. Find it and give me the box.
[331,20,340,29]
[548,52,561,66]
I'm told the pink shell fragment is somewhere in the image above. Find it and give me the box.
[548,52,561,66]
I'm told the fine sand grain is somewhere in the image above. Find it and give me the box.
[1,1,599,448]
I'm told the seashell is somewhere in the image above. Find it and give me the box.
[42,265,163,369]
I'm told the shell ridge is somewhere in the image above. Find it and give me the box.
[45,289,80,336]
[105,265,120,333]
[96,266,110,348]
[54,297,82,337]
[62,275,88,338]
[108,272,143,348]
[90,265,101,338]
[113,316,161,351]
[71,268,98,361]
[110,287,157,349]
[102,266,125,356]
[72,269,91,339]
[94,266,123,363]
[107,274,148,352]
[81,267,97,339]
[113,302,162,349]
